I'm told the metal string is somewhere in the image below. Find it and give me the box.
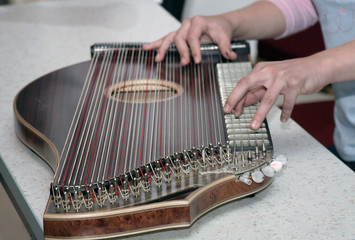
[54,51,101,186]
[83,50,115,186]
[69,50,113,186]
[103,46,126,182]
[92,49,120,184]
[56,44,236,190]
[207,51,222,144]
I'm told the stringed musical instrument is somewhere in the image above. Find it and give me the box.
[14,41,276,239]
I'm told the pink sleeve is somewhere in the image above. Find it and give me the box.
[261,0,319,38]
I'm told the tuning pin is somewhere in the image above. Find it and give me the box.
[261,165,276,177]
[251,170,264,183]
[255,146,259,160]
[247,150,253,162]
[262,143,267,158]
[208,143,213,152]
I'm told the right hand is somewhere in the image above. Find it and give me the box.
[142,15,238,65]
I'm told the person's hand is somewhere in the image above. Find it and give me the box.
[142,15,237,66]
[223,56,327,130]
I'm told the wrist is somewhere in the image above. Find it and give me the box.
[315,41,355,85]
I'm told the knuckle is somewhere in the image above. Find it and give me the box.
[287,78,299,89]
[238,75,252,87]
[181,18,191,26]
[173,34,182,44]
[191,15,204,24]
[262,64,278,75]
[254,61,267,70]
[186,34,195,43]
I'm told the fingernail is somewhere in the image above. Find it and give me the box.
[281,117,287,123]
[181,56,189,66]
[225,49,231,59]
[223,104,230,112]
[250,120,258,129]
[194,55,200,63]
[155,53,160,62]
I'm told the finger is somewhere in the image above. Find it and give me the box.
[223,71,268,113]
[233,87,265,117]
[187,16,209,63]
[142,39,163,51]
[280,91,298,122]
[223,76,252,113]
[174,19,193,65]
[250,82,283,130]
[212,32,237,60]
[154,33,176,62]
[200,34,213,44]
[233,95,247,117]
[244,87,266,106]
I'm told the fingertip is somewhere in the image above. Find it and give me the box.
[180,54,191,66]
[223,103,230,113]
[142,40,160,51]
[250,119,260,130]
[193,55,201,64]
[228,51,237,60]
[280,116,289,123]
[154,52,161,62]
[142,44,149,50]
[234,110,241,118]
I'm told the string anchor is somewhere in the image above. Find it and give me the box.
[189,150,199,171]
[170,157,182,179]
[180,151,190,174]
[121,175,130,201]
[131,177,140,198]
[108,182,118,204]
[215,142,224,165]
[53,186,62,209]
[62,188,71,212]
[225,141,232,164]
[142,167,151,192]
[84,185,95,210]
[72,187,83,211]
[162,162,172,183]
[97,184,108,207]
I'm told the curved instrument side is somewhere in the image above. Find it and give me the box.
[13,61,91,171]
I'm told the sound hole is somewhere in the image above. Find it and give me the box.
[108,80,183,103]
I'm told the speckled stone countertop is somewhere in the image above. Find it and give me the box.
[0,1,354,239]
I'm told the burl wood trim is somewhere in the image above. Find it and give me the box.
[44,205,190,238]
[188,176,272,221]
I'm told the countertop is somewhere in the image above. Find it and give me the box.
[0,0,354,239]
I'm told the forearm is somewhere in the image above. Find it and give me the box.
[221,1,286,40]
[316,40,355,86]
